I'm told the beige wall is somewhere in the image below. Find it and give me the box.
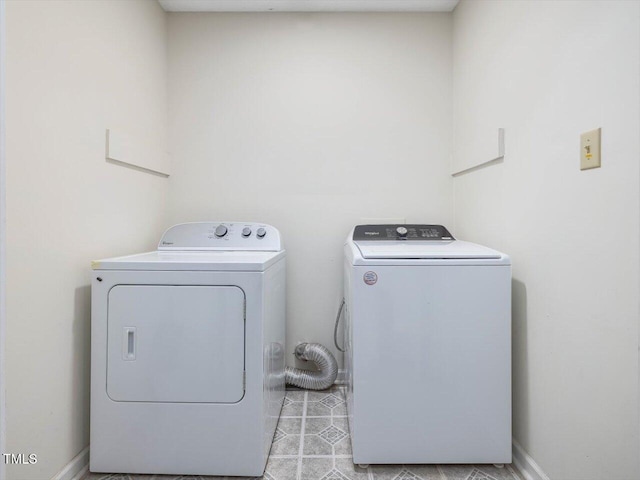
[452,1,639,479]
[5,2,639,479]
[5,1,168,478]
[167,12,453,368]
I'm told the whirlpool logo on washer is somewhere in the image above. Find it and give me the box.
[363,271,378,285]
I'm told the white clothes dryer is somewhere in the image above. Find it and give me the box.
[344,224,511,465]
[90,222,286,476]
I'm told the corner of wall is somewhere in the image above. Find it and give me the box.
[0,0,7,478]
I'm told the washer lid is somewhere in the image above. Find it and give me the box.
[354,240,503,260]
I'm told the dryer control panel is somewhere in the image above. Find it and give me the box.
[158,222,282,251]
[353,224,454,241]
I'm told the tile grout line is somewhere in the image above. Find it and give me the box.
[334,387,344,473]
[337,386,373,480]
[330,391,336,467]
[281,415,348,419]
[296,391,308,480]
[506,463,522,480]
[367,465,374,480]
[270,454,353,459]
[331,407,337,472]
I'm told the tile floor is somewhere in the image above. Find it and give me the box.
[83,386,522,480]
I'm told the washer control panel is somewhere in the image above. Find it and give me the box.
[158,222,282,251]
[353,224,454,241]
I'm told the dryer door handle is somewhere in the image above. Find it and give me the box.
[123,327,136,360]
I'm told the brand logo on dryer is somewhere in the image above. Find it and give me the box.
[363,271,378,285]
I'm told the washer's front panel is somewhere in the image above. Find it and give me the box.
[350,264,511,464]
[107,285,245,403]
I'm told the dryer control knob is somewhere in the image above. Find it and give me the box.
[256,227,267,238]
[396,226,408,237]
[215,225,228,237]
[242,227,252,237]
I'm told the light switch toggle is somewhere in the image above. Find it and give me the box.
[580,128,601,170]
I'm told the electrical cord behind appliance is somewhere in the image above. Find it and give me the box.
[334,298,346,353]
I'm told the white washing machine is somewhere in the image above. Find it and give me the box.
[90,222,286,477]
[343,224,511,465]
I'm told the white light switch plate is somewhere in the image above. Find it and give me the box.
[580,128,601,170]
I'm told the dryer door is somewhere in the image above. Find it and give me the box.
[106,285,245,403]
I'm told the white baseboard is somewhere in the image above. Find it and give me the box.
[51,446,89,480]
[512,439,549,480]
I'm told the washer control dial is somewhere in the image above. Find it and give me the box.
[396,226,408,237]
[256,227,267,238]
[242,227,252,237]
[214,225,228,237]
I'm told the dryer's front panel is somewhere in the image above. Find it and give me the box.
[107,285,245,403]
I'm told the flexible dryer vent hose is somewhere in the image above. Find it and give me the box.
[285,343,338,390]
